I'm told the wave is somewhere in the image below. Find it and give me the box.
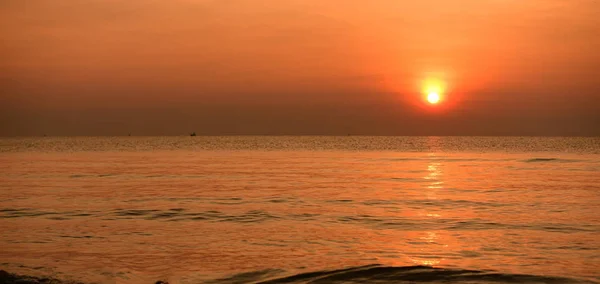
[0,208,280,223]
[524,158,581,163]
[3,208,598,233]
[211,265,598,284]
[0,270,85,284]
[2,265,597,284]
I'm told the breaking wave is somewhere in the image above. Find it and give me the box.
[210,265,598,284]
[2,264,598,284]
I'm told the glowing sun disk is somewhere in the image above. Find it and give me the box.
[427,92,440,104]
[421,77,446,106]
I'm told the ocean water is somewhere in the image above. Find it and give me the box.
[0,136,599,284]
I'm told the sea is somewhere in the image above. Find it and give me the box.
[0,136,599,284]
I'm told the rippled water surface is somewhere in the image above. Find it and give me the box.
[1,137,599,283]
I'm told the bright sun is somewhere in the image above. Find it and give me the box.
[427,92,440,104]
[421,78,446,106]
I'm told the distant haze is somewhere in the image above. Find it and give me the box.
[1,0,599,136]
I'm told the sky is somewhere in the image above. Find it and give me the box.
[1,0,599,136]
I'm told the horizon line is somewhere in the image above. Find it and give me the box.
[1,135,599,138]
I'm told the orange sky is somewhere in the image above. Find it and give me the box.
[1,0,599,136]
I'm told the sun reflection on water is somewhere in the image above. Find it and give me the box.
[410,137,448,267]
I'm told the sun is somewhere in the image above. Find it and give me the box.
[427,92,440,104]
[421,78,446,106]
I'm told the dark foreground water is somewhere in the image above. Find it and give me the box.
[1,136,599,283]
